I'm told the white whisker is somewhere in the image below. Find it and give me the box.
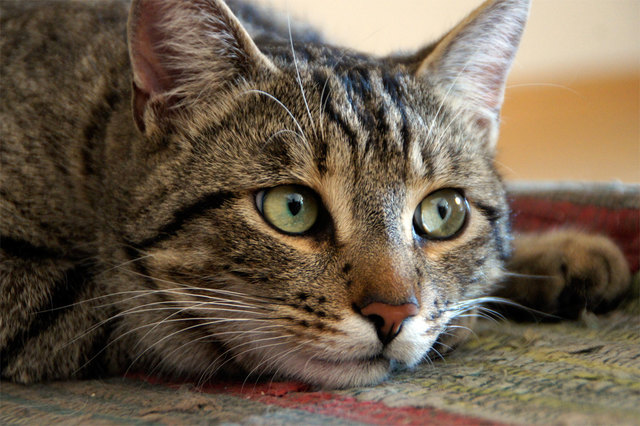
[428,345,447,363]
[288,15,316,133]
[197,333,296,387]
[73,313,273,377]
[240,89,307,146]
[241,339,311,389]
[426,57,473,143]
[506,82,583,98]
[432,106,465,149]
[125,315,283,376]
[147,324,284,378]
[449,295,559,321]
[265,128,305,147]
[112,266,282,304]
[98,254,156,276]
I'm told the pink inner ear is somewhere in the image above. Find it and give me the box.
[130,3,174,97]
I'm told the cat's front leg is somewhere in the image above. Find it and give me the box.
[493,230,631,319]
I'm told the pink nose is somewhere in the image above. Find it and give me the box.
[360,302,419,344]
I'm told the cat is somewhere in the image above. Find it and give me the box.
[0,0,630,389]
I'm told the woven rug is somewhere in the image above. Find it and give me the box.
[1,181,639,425]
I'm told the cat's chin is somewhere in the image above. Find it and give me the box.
[280,353,392,389]
[263,316,443,388]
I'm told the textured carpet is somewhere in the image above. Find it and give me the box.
[1,182,639,425]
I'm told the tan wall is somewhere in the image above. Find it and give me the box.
[256,0,639,78]
[254,0,640,183]
[498,74,639,182]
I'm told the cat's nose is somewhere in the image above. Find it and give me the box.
[360,302,419,345]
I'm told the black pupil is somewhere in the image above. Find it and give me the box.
[287,194,303,216]
[437,200,449,220]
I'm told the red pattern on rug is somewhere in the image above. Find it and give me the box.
[206,382,502,425]
[134,375,502,425]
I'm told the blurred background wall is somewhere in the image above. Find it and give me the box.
[253,0,640,183]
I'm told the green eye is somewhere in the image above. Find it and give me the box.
[413,188,468,239]
[257,185,319,235]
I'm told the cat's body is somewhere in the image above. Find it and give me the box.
[0,0,630,388]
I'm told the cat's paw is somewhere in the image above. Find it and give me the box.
[497,230,631,319]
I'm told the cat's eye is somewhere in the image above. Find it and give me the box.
[413,188,468,239]
[256,185,320,235]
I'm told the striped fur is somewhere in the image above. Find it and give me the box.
[1,0,629,388]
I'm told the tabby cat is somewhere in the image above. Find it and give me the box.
[0,0,630,388]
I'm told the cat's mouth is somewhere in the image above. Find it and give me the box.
[314,353,387,367]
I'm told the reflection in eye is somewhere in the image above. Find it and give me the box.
[256,185,319,235]
[413,188,468,239]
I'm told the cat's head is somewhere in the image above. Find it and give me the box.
[115,0,529,388]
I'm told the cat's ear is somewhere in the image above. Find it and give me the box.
[127,0,276,133]
[416,0,529,146]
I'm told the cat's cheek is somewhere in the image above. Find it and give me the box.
[335,315,383,350]
[382,316,442,366]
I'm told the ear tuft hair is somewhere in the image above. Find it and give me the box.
[127,0,276,132]
[417,0,530,144]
